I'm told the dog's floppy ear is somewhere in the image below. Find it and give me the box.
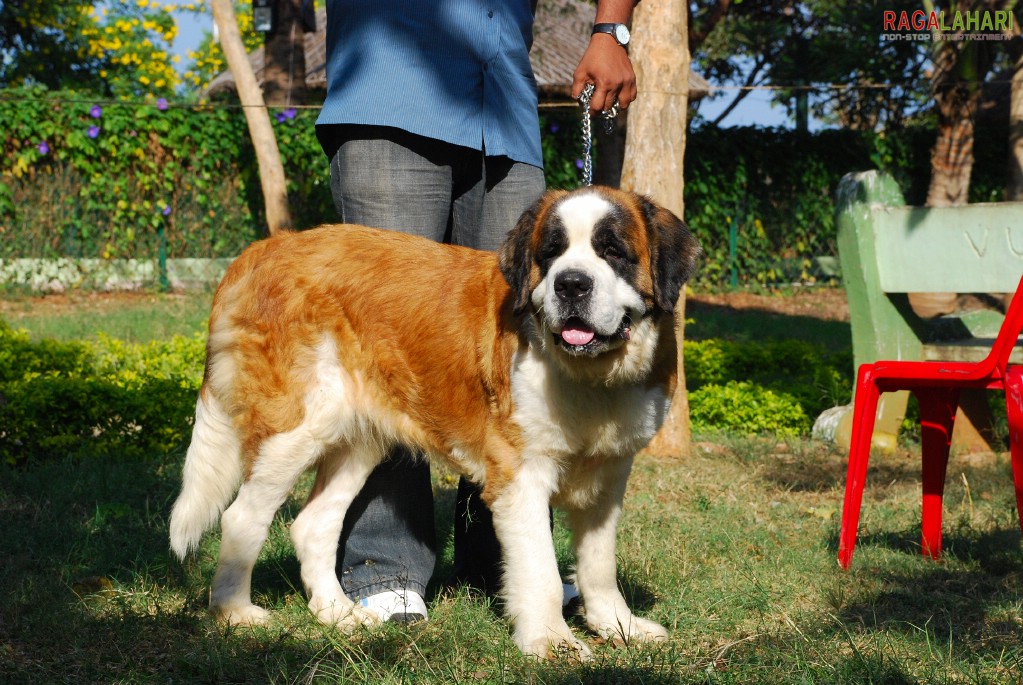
[498,197,543,316]
[640,195,703,314]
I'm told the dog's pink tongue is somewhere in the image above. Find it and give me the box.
[561,323,595,346]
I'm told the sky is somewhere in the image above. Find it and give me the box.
[165,5,810,130]
[169,4,211,67]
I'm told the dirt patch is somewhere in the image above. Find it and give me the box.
[688,287,849,322]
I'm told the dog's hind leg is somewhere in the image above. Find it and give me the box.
[209,430,324,626]
[290,441,382,629]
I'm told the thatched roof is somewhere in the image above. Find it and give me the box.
[205,0,710,103]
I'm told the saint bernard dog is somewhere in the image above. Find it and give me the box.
[169,186,701,658]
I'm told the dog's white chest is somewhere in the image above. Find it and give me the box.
[509,348,669,462]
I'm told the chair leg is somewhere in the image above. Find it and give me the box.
[1004,368,1023,536]
[839,365,881,569]
[916,388,960,561]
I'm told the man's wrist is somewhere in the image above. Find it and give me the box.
[592,22,630,47]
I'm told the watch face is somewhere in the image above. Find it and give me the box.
[614,24,630,45]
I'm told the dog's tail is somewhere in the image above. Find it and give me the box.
[169,390,243,560]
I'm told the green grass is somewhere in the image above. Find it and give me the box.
[3,289,1022,683]
[0,290,214,342]
[3,440,1023,683]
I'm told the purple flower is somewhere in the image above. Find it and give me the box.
[275,112,287,123]
[575,159,584,169]
[549,122,560,133]
[161,205,172,217]
[283,107,297,120]
[37,141,50,155]
[157,98,168,111]
[88,126,100,139]
[90,105,102,119]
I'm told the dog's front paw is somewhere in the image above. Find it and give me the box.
[518,622,592,661]
[309,595,379,630]
[589,613,668,646]
[213,603,270,626]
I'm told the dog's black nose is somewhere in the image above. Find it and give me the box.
[554,270,593,302]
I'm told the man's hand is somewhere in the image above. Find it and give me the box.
[572,33,637,114]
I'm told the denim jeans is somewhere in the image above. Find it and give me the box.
[321,124,545,600]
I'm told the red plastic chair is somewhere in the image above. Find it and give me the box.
[838,274,1023,569]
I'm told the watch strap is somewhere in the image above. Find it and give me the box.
[592,22,629,46]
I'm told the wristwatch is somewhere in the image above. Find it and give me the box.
[592,23,630,47]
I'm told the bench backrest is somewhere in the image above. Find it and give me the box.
[836,171,1023,370]
[838,171,1023,294]
[872,204,1023,293]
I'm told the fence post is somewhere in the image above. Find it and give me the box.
[158,223,169,292]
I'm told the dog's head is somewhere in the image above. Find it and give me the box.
[499,187,701,380]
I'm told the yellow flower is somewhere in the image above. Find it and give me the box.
[140,75,151,85]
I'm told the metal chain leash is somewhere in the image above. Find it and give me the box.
[577,83,620,187]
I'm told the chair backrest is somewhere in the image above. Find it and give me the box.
[988,274,1023,377]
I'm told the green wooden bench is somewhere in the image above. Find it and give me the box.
[819,170,1023,451]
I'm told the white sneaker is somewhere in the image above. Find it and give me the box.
[359,589,428,624]
[562,582,580,608]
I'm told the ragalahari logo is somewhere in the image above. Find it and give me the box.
[881,9,1014,41]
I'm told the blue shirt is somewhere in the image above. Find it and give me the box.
[316,0,543,168]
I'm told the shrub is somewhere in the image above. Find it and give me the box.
[0,323,94,382]
[1,374,196,464]
[685,338,852,437]
[0,320,203,465]
[690,381,810,437]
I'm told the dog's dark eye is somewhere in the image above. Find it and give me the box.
[602,245,624,262]
[538,236,566,266]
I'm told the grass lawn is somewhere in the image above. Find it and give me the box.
[2,288,1022,683]
[0,289,215,342]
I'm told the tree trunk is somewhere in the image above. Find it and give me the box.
[923,1,995,208]
[263,0,307,107]
[919,4,1000,452]
[619,0,692,459]
[1010,47,1023,201]
[925,88,978,207]
[210,0,293,235]
[914,13,981,315]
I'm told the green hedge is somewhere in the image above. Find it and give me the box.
[683,122,1009,287]
[0,86,328,260]
[1,86,1011,287]
[685,338,852,436]
[0,318,851,465]
[0,320,203,464]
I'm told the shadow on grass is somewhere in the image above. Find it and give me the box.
[813,521,1023,671]
[0,453,317,682]
[838,525,1023,568]
[698,540,1023,683]
[833,560,1023,658]
[2,454,680,682]
[687,298,851,351]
